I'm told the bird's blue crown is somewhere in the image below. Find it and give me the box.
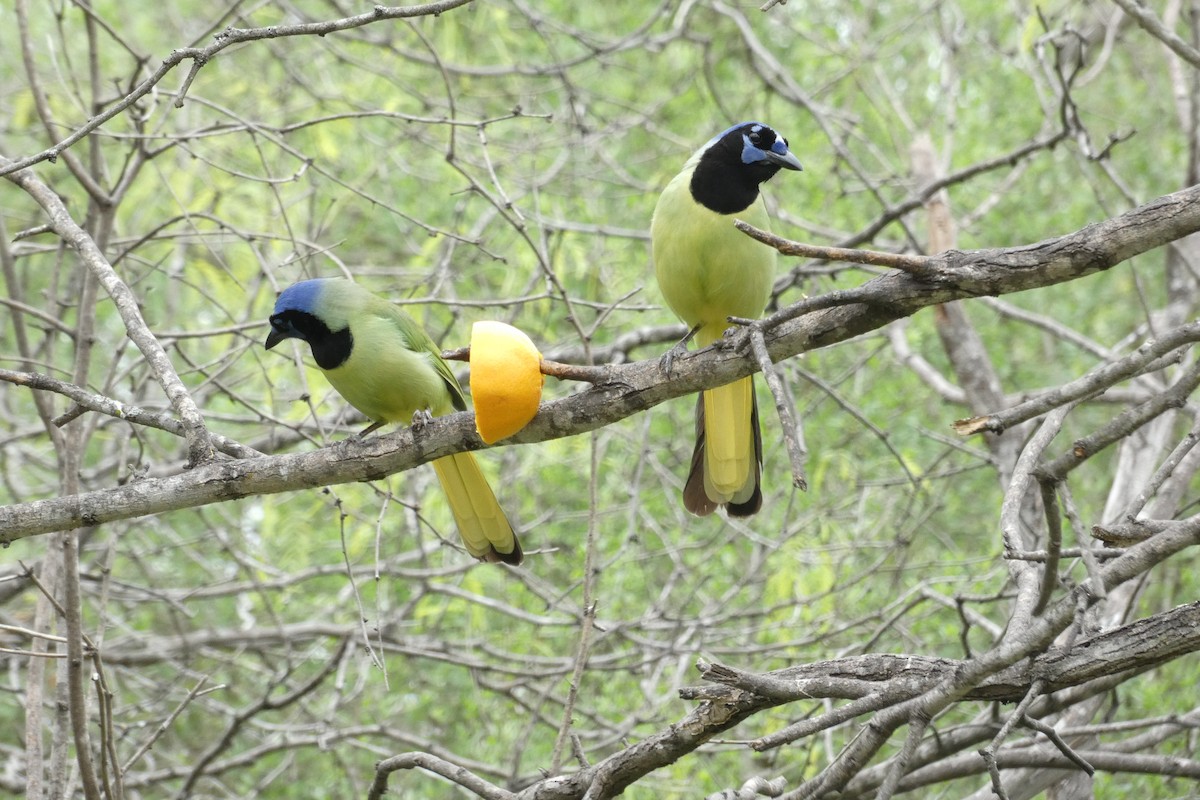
[704,121,790,166]
[274,278,327,314]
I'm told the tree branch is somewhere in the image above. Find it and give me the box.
[1111,0,1200,71]
[2,184,1200,540]
[690,598,1200,708]
[2,161,215,465]
[487,588,1200,799]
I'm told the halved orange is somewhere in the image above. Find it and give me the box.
[470,321,544,444]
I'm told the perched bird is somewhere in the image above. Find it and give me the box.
[651,122,803,517]
[265,278,522,564]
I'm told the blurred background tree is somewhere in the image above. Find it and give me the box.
[2,1,1199,798]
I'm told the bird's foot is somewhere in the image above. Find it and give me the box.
[723,315,760,339]
[658,341,686,376]
[722,315,765,354]
[411,409,434,432]
[659,324,701,377]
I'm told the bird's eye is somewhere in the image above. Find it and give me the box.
[748,130,763,146]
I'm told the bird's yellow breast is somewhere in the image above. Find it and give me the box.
[651,170,776,344]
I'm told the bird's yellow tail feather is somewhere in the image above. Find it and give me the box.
[702,376,755,502]
[431,453,522,564]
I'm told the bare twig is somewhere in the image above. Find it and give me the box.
[979,679,1048,800]
[176,638,349,798]
[2,162,215,465]
[748,327,807,490]
[1111,0,1200,70]
[1091,518,1174,546]
[1058,482,1107,599]
[735,221,934,274]
[1000,405,1072,631]
[1034,478,1063,615]
[0,368,261,459]
[122,676,219,772]
[1120,414,1200,521]
[0,0,479,178]
[953,321,1200,436]
[1039,357,1200,480]
[706,776,788,799]
[551,430,601,772]
[1021,714,1095,775]
[369,752,513,800]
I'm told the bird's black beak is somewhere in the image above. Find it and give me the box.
[765,149,804,171]
[264,328,287,350]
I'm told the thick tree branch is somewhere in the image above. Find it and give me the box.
[2,184,1200,540]
[422,535,1200,800]
[691,599,1200,709]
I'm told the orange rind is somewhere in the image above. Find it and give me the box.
[470,321,544,444]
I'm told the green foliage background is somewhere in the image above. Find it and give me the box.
[1,1,1197,797]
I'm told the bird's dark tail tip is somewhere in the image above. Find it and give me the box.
[486,538,523,566]
[725,489,762,517]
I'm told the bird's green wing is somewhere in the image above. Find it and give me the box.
[384,304,468,412]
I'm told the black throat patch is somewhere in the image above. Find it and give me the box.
[689,141,783,215]
[271,310,353,370]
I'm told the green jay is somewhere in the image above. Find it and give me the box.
[265,278,522,564]
[651,122,802,516]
